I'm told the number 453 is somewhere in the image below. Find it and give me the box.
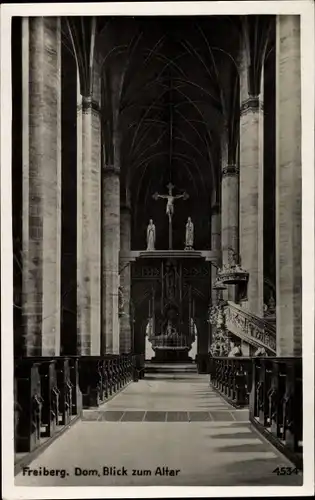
[272,467,300,475]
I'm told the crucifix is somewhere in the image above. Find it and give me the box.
[153,183,189,250]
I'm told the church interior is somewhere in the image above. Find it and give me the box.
[11,14,304,486]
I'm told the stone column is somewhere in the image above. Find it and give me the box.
[77,63,101,355]
[276,15,301,356]
[239,57,264,316]
[101,66,122,355]
[210,204,221,350]
[22,18,61,356]
[102,165,120,354]
[119,204,132,353]
[211,204,221,308]
[221,137,239,302]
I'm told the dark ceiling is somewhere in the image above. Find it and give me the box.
[87,16,274,249]
[96,16,241,205]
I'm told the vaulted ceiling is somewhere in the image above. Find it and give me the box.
[96,17,241,204]
[63,15,275,249]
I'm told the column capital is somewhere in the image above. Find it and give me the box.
[77,96,101,115]
[103,164,120,176]
[240,96,264,116]
[221,164,239,178]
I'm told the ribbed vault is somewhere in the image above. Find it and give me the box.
[63,15,274,250]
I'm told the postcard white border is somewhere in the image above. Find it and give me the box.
[1,1,314,499]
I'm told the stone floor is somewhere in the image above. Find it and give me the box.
[15,374,302,487]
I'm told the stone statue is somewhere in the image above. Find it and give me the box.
[210,330,230,357]
[190,318,197,338]
[118,285,124,317]
[165,320,177,339]
[145,318,153,337]
[228,342,243,357]
[254,347,268,357]
[185,217,194,250]
[146,219,156,250]
[228,248,237,267]
[268,294,276,313]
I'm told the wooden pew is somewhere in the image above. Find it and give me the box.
[69,357,82,416]
[37,359,59,437]
[56,358,72,426]
[15,360,42,452]
[78,357,102,408]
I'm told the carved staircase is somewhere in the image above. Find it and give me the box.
[224,302,276,354]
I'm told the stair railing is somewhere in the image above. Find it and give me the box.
[224,302,276,354]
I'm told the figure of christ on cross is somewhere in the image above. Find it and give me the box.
[153,183,189,249]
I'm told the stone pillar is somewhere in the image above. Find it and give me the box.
[210,205,221,350]
[276,15,301,356]
[239,57,264,316]
[76,64,101,355]
[120,204,132,353]
[102,166,120,354]
[211,204,221,308]
[22,18,61,356]
[221,138,239,301]
[101,65,123,354]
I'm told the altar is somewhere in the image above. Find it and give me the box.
[131,250,212,363]
[128,184,216,363]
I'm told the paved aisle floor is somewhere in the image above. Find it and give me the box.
[16,375,302,486]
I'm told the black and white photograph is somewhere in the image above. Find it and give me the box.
[1,1,314,498]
